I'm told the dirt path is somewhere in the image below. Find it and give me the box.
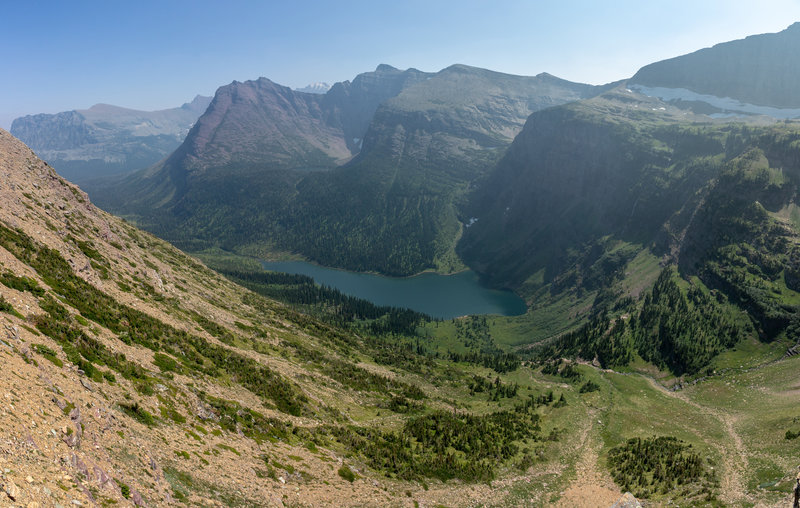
[642,376,751,506]
[555,408,621,508]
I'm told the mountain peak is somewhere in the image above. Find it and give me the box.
[442,63,478,73]
[375,63,399,73]
[10,96,211,182]
[294,82,331,94]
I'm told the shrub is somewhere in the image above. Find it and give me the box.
[338,465,356,483]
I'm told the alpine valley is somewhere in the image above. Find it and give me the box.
[3,22,800,508]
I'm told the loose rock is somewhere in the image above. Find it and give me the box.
[4,480,21,500]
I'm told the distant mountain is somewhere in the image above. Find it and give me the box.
[10,95,211,182]
[630,22,800,116]
[91,65,608,275]
[88,65,432,232]
[280,65,611,274]
[295,82,331,94]
[169,65,431,174]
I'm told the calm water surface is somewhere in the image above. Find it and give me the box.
[260,260,526,319]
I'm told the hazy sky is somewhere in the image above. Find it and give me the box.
[2,0,799,128]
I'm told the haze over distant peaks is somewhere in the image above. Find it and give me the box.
[166,65,432,175]
[10,95,211,182]
[295,82,332,94]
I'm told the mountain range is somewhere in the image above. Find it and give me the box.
[295,82,332,94]
[87,64,608,274]
[10,95,211,183]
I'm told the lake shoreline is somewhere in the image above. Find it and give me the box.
[259,259,527,319]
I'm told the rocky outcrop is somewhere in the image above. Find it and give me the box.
[610,492,642,508]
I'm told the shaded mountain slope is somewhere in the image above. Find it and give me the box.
[458,87,800,375]
[272,65,608,274]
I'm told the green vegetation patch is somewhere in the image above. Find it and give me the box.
[0,294,23,318]
[324,392,559,482]
[153,352,181,373]
[337,465,357,482]
[0,271,44,296]
[0,224,308,416]
[541,268,746,375]
[32,343,63,367]
[223,268,431,337]
[119,402,156,427]
[200,394,292,443]
[283,337,425,399]
[607,436,717,501]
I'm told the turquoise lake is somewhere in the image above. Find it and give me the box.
[260,260,527,319]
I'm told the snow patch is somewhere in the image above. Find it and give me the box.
[630,84,800,119]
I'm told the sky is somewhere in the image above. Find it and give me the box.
[2,0,800,129]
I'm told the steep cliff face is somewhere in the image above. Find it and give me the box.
[631,22,800,111]
[459,90,696,289]
[10,95,211,182]
[322,64,432,154]
[174,78,350,172]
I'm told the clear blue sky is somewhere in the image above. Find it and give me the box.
[2,0,799,128]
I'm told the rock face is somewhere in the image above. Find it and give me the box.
[630,22,800,111]
[4,480,21,501]
[10,95,211,182]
